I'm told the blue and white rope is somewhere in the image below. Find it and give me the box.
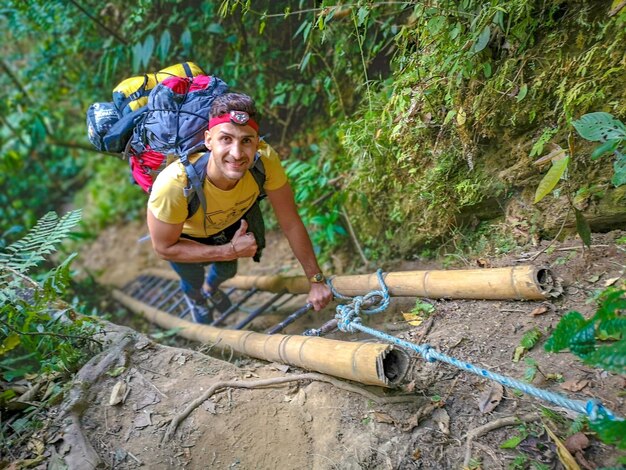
[329,269,620,422]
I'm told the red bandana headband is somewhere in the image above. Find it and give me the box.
[208,110,259,132]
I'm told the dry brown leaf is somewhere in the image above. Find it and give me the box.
[432,408,450,435]
[133,410,152,429]
[603,276,621,287]
[564,432,589,453]
[476,258,491,268]
[544,425,581,470]
[530,306,549,316]
[373,411,395,425]
[109,380,127,406]
[478,383,504,413]
[412,448,421,460]
[560,379,590,392]
[400,414,420,432]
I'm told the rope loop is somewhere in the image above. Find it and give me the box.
[420,344,437,363]
[331,269,390,333]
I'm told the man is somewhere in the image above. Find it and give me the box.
[147,92,333,323]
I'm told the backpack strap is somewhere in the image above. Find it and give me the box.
[182,152,209,220]
[185,151,266,219]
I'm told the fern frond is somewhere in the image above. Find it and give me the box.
[583,339,626,375]
[0,210,81,275]
[540,406,566,425]
[521,327,542,349]
[597,318,626,339]
[544,311,588,352]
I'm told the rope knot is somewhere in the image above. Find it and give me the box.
[330,269,391,334]
[421,344,437,363]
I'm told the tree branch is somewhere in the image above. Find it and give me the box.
[67,0,129,45]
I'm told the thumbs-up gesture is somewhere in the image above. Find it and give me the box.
[229,220,257,259]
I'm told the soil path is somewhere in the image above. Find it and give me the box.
[66,220,626,469]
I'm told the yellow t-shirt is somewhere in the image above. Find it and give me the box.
[148,141,288,237]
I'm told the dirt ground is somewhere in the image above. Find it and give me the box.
[58,221,626,469]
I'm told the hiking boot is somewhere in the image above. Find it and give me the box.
[204,288,232,314]
[183,294,213,324]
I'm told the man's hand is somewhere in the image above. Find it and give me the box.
[230,220,257,259]
[307,282,333,311]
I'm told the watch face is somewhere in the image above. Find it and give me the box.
[312,273,324,282]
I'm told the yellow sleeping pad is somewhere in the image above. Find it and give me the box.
[112,62,205,114]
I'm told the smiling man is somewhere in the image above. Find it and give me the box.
[146,92,332,323]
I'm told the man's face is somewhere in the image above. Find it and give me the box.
[204,123,259,188]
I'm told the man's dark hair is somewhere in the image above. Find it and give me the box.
[210,92,259,121]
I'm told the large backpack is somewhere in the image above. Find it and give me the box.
[86,63,267,244]
[86,62,203,153]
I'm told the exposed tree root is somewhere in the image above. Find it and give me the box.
[462,413,540,468]
[52,326,138,470]
[163,372,419,442]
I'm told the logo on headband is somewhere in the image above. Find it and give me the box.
[230,110,250,125]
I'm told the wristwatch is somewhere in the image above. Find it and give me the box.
[309,273,326,284]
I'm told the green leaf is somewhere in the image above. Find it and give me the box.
[300,51,311,71]
[181,29,192,52]
[206,23,225,35]
[596,289,626,320]
[569,322,597,358]
[132,42,142,73]
[107,366,126,377]
[520,328,542,349]
[583,340,626,374]
[589,415,626,449]
[534,156,569,203]
[612,153,626,187]
[427,16,445,35]
[483,62,492,78]
[473,26,490,53]
[500,435,522,449]
[0,333,21,356]
[516,83,528,102]
[158,30,171,62]
[356,7,369,26]
[544,311,587,352]
[572,112,626,142]
[590,139,620,160]
[574,208,591,247]
[142,35,155,69]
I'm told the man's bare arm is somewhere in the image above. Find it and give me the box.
[266,183,333,310]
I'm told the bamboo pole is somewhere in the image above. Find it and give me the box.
[112,290,409,388]
[143,265,559,300]
[228,265,560,300]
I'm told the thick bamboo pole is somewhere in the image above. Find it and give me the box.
[142,265,558,300]
[216,265,557,300]
[112,290,409,388]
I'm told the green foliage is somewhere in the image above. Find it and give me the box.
[410,300,435,318]
[534,155,569,203]
[0,211,99,384]
[514,327,542,362]
[572,112,626,186]
[521,327,542,349]
[74,157,146,232]
[545,286,626,450]
[284,140,347,260]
